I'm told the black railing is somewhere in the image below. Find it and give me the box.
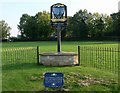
[2,46,118,74]
[78,46,118,74]
[2,47,37,66]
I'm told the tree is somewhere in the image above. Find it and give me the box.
[71,9,90,39]
[35,11,52,38]
[67,10,111,40]
[102,14,113,36]
[24,16,38,39]
[0,20,11,39]
[18,11,52,39]
[18,14,31,38]
[17,10,117,41]
[87,13,107,38]
[110,12,120,36]
[63,16,73,38]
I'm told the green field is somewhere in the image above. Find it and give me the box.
[2,41,118,51]
[2,41,119,91]
[2,64,118,91]
[3,41,118,46]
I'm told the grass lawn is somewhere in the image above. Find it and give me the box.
[2,41,118,48]
[2,41,118,53]
[2,41,119,91]
[2,64,118,91]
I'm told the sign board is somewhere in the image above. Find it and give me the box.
[44,72,64,88]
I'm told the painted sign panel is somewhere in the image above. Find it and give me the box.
[44,72,64,88]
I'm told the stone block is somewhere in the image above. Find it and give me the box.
[40,52,78,66]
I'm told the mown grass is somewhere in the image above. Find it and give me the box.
[2,41,118,54]
[2,64,118,91]
[2,41,118,48]
[2,41,119,92]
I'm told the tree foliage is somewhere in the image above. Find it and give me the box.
[0,20,11,39]
[18,10,119,40]
[18,11,52,39]
[110,12,120,36]
[18,14,31,38]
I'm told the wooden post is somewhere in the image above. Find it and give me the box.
[78,46,80,66]
[37,46,39,65]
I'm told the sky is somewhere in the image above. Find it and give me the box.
[0,0,120,37]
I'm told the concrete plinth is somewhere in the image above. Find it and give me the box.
[40,52,78,66]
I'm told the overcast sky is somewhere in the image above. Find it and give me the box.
[0,0,119,37]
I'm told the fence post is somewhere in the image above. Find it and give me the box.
[78,46,80,66]
[37,46,39,65]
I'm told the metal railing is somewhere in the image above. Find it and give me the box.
[2,47,37,66]
[78,46,118,74]
[2,46,118,74]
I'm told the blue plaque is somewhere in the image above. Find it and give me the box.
[44,72,64,88]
